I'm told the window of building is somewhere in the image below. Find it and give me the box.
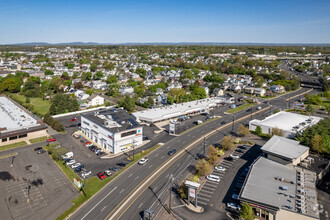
[121,130,137,138]
[19,134,27,138]
[2,138,7,142]
[9,136,18,140]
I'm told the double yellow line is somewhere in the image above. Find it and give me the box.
[107,107,270,219]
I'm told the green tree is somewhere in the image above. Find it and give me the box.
[0,77,22,93]
[271,127,284,137]
[118,95,136,112]
[306,104,314,115]
[311,135,326,155]
[85,89,94,96]
[81,72,92,81]
[106,75,118,84]
[93,71,104,80]
[239,202,255,220]
[44,69,54,75]
[147,97,154,106]
[90,63,97,72]
[255,126,262,135]
[196,159,211,176]
[207,145,218,165]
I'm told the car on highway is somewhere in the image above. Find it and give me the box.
[104,170,112,176]
[232,193,239,200]
[109,167,119,172]
[230,154,240,159]
[168,149,177,156]
[34,147,43,151]
[117,162,127,167]
[71,163,82,169]
[215,165,226,172]
[221,121,226,125]
[206,174,220,182]
[97,172,106,180]
[37,149,46,154]
[256,106,262,110]
[66,159,76,165]
[82,171,91,178]
[227,202,240,210]
[138,157,148,165]
[46,138,56,142]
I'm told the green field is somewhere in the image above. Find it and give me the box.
[29,136,48,144]
[0,141,28,152]
[226,103,256,114]
[11,94,51,115]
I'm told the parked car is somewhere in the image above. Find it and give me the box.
[84,141,92,146]
[62,152,73,159]
[104,170,112,176]
[71,163,82,169]
[239,145,247,150]
[168,149,177,156]
[206,115,215,120]
[37,149,46,154]
[97,172,106,180]
[235,149,244,153]
[215,165,226,172]
[74,165,84,173]
[227,202,240,210]
[232,193,239,200]
[221,121,226,125]
[117,162,127,167]
[194,120,203,125]
[138,157,148,165]
[143,136,149,140]
[109,167,119,172]
[70,118,77,122]
[206,174,220,182]
[196,153,207,159]
[46,138,56,142]
[66,159,76,165]
[82,171,91,178]
[256,106,262,110]
[34,147,43,151]
[230,154,240,159]
[85,143,93,148]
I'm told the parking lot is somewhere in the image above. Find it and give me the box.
[0,146,78,220]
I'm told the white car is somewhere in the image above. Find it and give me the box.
[257,106,262,110]
[215,165,226,172]
[86,143,93,148]
[82,171,91,178]
[71,163,81,169]
[227,202,240,210]
[232,193,239,200]
[138,157,148,165]
[206,174,220,182]
[104,170,112,176]
[230,154,240,159]
[66,159,76,165]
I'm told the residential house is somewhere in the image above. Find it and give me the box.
[212,88,224,97]
[119,86,134,95]
[92,81,107,90]
[87,94,104,107]
[244,87,255,95]
[157,94,168,105]
[270,85,285,93]
[254,88,266,97]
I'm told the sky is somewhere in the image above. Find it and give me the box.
[1,0,330,44]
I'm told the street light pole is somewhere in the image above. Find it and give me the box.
[203,137,206,155]
[232,115,235,131]
[169,174,174,213]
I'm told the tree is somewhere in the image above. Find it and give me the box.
[51,147,67,161]
[221,136,235,151]
[238,124,250,137]
[44,69,54,75]
[93,71,104,80]
[85,89,93,96]
[106,75,118,84]
[118,95,136,112]
[207,145,218,165]
[25,97,30,103]
[311,135,326,155]
[74,82,83,89]
[148,97,154,106]
[306,104,314,115]
[81,72,92,81]
[0,77,22,93]
[196,159,211,176]
[255,125,262,135]
[90,63,97,72]
[239,202,255,220]
[271,127,284,137]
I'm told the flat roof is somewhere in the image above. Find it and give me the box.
[0,97,39,133]
[82,108,141,133]
[132,97,223,123]
[261,135,309,160]
[240,157,319,219]
[251,111,322,133]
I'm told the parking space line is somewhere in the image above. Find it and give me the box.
[202,186,216,191]
[138,203,143,209]
[198,201,208,205]
[199,189,214,195]
[199,193,212,198]
[205,182,219,187]
[198,197,209,201]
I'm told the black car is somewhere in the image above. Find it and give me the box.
[117,162,127,167]
[37,149,46,154]
[74,165,84,172]
[109,167,119,172]
[235,149,244,153]
[239,146,247,150]
[143,136,149,140]
[221,121,226,125]
[196,153,207,159]
[34,147,43,151]
[168,149,177,156]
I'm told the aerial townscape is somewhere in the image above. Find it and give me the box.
[0,1,329,220]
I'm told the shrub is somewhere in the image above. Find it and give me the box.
[221,136,235,151]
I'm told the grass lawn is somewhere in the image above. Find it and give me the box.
[0,141,28,152]
[226,103,256,114]
[29,136,48,144]
[11,93,51,116]
[55,144,161,220]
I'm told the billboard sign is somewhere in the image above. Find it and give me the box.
[73,178,82,188]
[189,188,196,198]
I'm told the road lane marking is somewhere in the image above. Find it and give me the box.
[81,186,117,220]
[135,176,139,180]
[138,203,143,209]
[161,156,164,159]
[148,165,153,169]
[128,173,133,178]
[101,206,107,212]
[120,189,125,194]
[155,154,159,157]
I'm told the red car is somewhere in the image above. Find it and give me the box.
[97,172,106,180]
[46,138,56,142]
[70,118,77,122]
[84,141,92,146]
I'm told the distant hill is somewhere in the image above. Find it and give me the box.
[4,42,330,46]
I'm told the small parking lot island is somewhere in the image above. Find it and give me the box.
[80,108,143,154]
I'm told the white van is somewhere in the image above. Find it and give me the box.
[206,174,220,182]
[62,152,73,159]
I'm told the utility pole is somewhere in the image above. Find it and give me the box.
[232,115,235,131]
[11,156,15,167]
[132,139,137,161]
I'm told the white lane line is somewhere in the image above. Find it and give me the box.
[166,174,169,178]
[199,189,214,195]
[187,134,191,137]
[135,176,139,180]
[101,206,107,212]
[138,203,143,209]
[81,186,117,220]
[153,186,157,191]
[155,154,159,157]
[148,165,153,169]
[177,140,181,143]
[128,173,133,178]
[172,204,185,209]
[161,156,164,159]
[120,189,125,194]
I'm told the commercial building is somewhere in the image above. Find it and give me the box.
[239,157,319,220]
[132,97,224,124]
[261,135,309,166]
[81,108,143,154]
[249,111,322,138]
[0,97,47,146]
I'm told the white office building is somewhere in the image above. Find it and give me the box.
[81,109,143,154]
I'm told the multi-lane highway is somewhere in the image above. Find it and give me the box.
[69,87,314,220]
